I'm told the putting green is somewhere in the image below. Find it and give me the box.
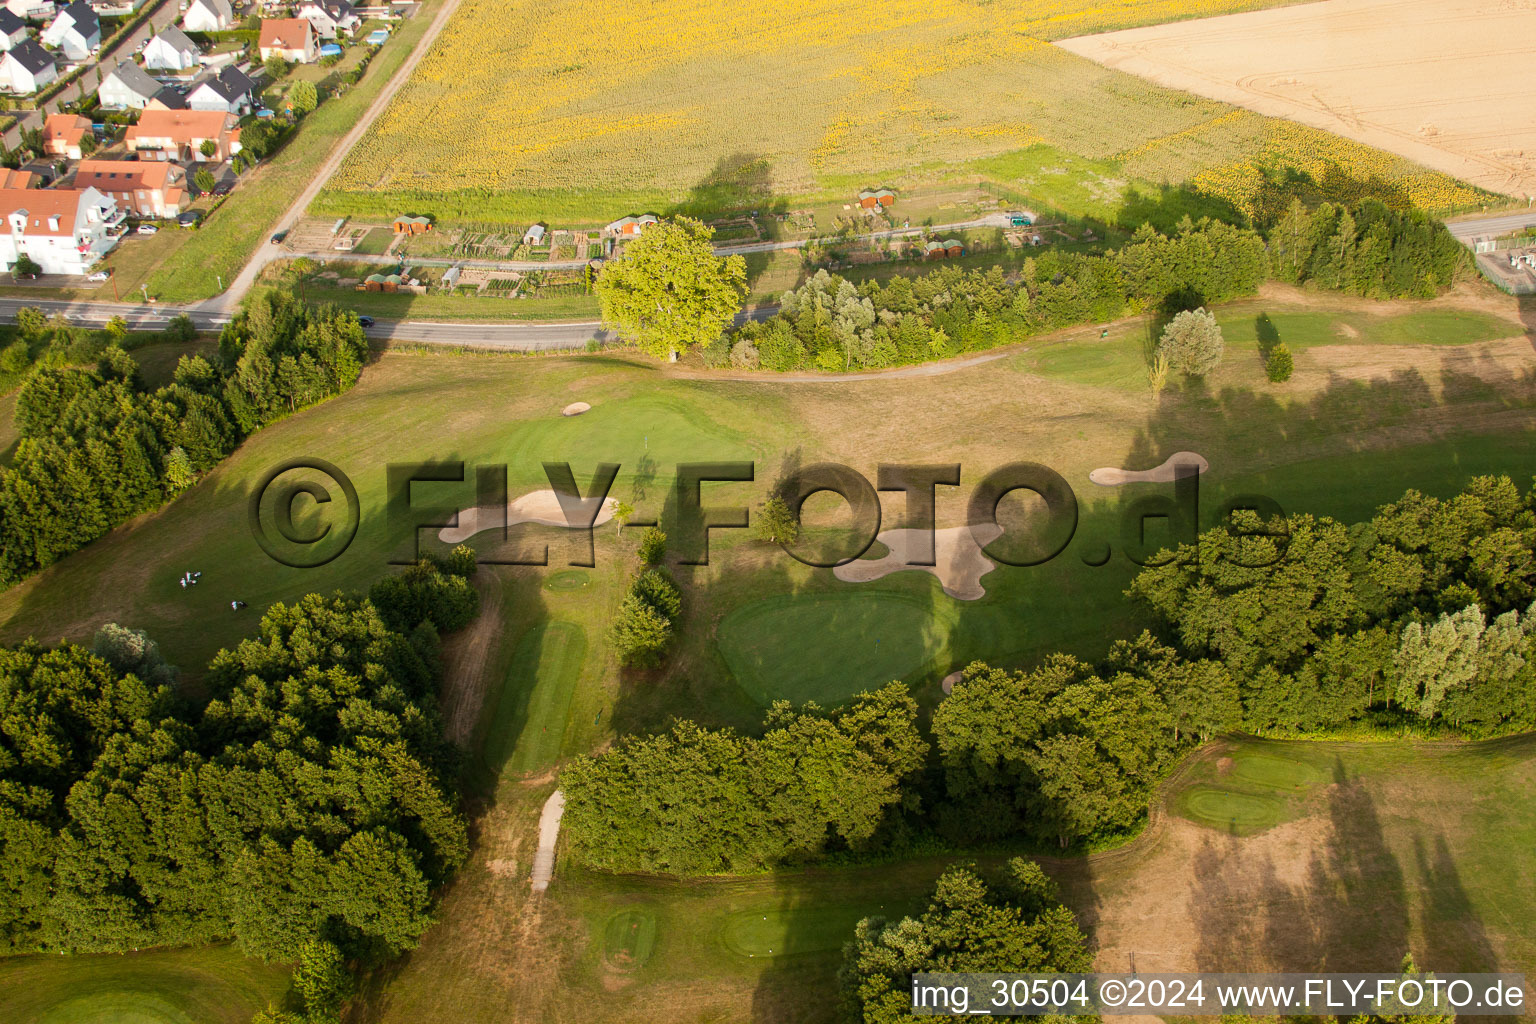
[1231,752,1328,791]
[0,944,290,1024]
[1177,787,1287,835]
[543,569,592,592]
[38,994,195,1024]
[602,910,658,971]
[717,591,946,705]
[484,621,588,776]
[721,905,875,958]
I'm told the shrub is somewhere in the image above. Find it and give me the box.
[1266,342,1294,382]
[637,526,666,565]
[728,338,759,369]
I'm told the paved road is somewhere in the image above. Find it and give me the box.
[1445,209,1536,241]
[0,298,776,350]
[214,0,467,311]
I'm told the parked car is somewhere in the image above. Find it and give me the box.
[271,231,287,244]
[213,184,231,196]
[87,270,110,282]
[178,212,203,228]
[136,224,158,235]
[357,316,375,328]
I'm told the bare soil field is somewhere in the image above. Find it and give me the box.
[1058,0,1536,199]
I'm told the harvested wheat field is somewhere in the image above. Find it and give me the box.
[1059,0,1536,201]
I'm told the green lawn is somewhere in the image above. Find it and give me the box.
[0,944,291,1024]
[483,619,590,776]
[1019,303,1525,390]
[143,0,445,303]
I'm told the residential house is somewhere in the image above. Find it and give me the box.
[181,0,231,32]
[857,188,896,208]
[0,39,55,94]
[142,25,201,72]
[125,108,241,161]
[259,17,317,63]
[0,168,36,188]
[604,214,657,238]
[0,10,27,50]
[0,186,122,275]
[98,59,185,109]
[42,112,91,158]
[186,64,255,114]
[391,214,430,234]
[296,0,358,40]
[4,0,55,21]
[73,159,187,218]
[41,2,98,62]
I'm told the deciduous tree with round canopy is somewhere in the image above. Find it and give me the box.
[595,217,746,360]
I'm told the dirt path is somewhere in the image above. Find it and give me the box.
[531,790,565,893]
[438,572,504,746]
[213,0,467,310]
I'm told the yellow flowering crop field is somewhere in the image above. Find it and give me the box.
[319,0,1484,225]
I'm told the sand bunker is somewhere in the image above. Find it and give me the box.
[833,524,1003,601]
[1089,451,1208,487]
[439,490,616,544]
[562,402,591,417]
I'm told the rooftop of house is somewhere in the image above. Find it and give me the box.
[0,187,99,237]
[151,24,200,54]
[259,17,314,48]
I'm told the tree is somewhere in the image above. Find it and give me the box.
[293,939,353,1024]
[11,253,40,280]
[839,859,1091,1024]
[1266,342,1294,382]
[79,133,96,157]
[91,622,177,685]
[755,495,800,545]
[104,315,128,345]
[612,499,633,534]
[1158,307,1223,376]
[594,216,747,360]
[194,167,216,193]
[164,445,195,491]
[263,54,290,79]
[606,593,672,667]
[289,79,318,116]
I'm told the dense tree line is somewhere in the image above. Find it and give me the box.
[839,858,1090,1023]
[559,684,927,873]
[718,217,1266,372]
[1268,198,1469,299]
[0,557,474,963]
[712,200,1464,373]
[0,294,368,585]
